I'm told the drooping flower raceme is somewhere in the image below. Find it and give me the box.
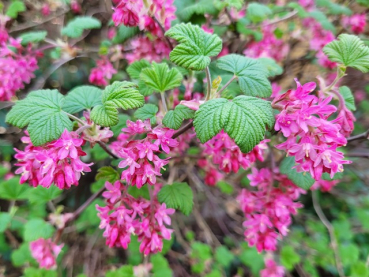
[237,168,304,253]
[273,79,351,180]
[14,130,92,189]
[30,238,64,270]
[96,181,175,255]
[89,58,117,86]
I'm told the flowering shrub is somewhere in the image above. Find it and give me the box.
[1,0,369,276]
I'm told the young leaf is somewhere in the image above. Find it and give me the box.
[194,96,274,153]
[157,182,194,215]
[112,25,139,44]
[19,31,48,46]
[258,57,284,77]
[96,166,120,183]
[279,157,315,190]
[134,104,158,124]
[0,177,30,200]
[63,86,103,113]
[217,54,272,97]
[90,81,144,126]
[127,59,150,80]
[6,90,73,145]
[165,23,222,71]
[339,86,356,111]
[28,186,62,204]
[323,34,369,72]
[140,62,183,93]
[61,16,101,38]
[246,2,272,23]
[23,219,55,242]
[163,104,195,130]
[6,1,26,18]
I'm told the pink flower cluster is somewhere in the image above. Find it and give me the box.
[30,238,63,270]
[311,179,338,192]
[113,119,178,188]
[273,80,351,180]
[0,38,38,101]
[14,130,92,189]
[199,131,269,185]
[237,168,304,252]
[80,111,113,146]
[89,58,117,86]
[342,14,366,35]
[243,26,289,62]
[260,259,285,277]
[125,37,171,64]
[96,181,175,255]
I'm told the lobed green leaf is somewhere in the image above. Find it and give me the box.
[157,182,194,215]
[61,16,101,38]
[63,86,103,114]
[163,105,195,130]
[279,157,315,189]
[134,104,158,124]
[19,31,48,46]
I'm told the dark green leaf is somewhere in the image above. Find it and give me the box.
[134,104,158,124]
[0,177,30,200]
[163,105,194,130]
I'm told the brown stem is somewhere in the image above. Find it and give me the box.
[152,16,174,50]
[97,141,119,159]
[173,121,193,139]
[347,129,369,142]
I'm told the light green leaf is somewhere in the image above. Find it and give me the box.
[134,104,158,124]
[339,244,359,266]
[350,261,369,277]
[157,182,193,215]
[280,245,301,270]
[106,265,134,277]
[0,177,30,200]
[339,86,356,111]
[19,31,48,46]
[163,105,194,130]
[258,57,284,77]
[194,96,274,153]
[61,16,101,38]
[63,86,103,113]
[140,62,183,93]
[6,1,26,18]
[23,268,57,277]
[96,166,120,183]
[177,0,218,21]
[6,90,73,146]
[151,254,173,277]
[112,25,139,44]
[216,181,234,195]
[0,212,11,233]
[279,157,315,189]
[11,243,33,267]
[246,2,272,23]
[217,54,271,97]
[28,186,62,204]
[165,23,223,71]
[90,81,144,126]
[215,246,235,267]
[127,59,151,80]
[323,34,369,72]
[23,219,55,242]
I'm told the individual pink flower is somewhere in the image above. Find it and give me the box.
[342,14,366,34]
[41,4,51,16]
[102,181,122,203]
[71,0,82,14]
[89,58,117,86]
[112,0,140,27]
[30,238,64,270]
[260,259,285,277]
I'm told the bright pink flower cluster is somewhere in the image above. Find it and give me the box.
[0,38,38,101]
[14,130,92,189]
[89,58,117,86]
[125,37,171,63]
[113,120,178,188]
[243,26,289,62]
[80,111,113,146]
[342,14,366,35]
[30,238,63,270]
[273,80,351,180]
[112,0,141,27]
[96,181,175,255]
[260,259,285,277]
[237,168,304,252]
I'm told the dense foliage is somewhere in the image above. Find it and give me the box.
[1,0,369,276]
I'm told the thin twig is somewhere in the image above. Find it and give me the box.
[205,67,212,101]
[152,16,174,50]
[97,141,119,159]
[312,190,345,277]
[347,129,369,142]
[173,121,193,139]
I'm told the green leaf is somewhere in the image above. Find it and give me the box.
[19,31,48,46]
[205,270,222,277]
[0,177,30,200]
[323,34,369,72]
[216,181,234,195]
[110,114,130,136]
[287,3,308,18]
[28,186,62,204]
[112,25,139,44]
[350,261,369,277]
[215,246,235,267]
[61,16,102,38]
[6,90,73,146]
[106,265,134,277]
[157,182,193,215]
[23,219,55,242]
[163,104,195,130]
[165,23,223,71]
[11,243,33,267]
[339,244,359,266]
[127,59,151,80]
[279,157,315,189]
[24,268,57,277]
[90,81,144,126]
[177,0,218,21]
[0,166,7,178]
[217,54,271,97]
[151,254,173,277]
[309,10,336,33]
[280,245,301,270]
[246,2,272,23]
[0,212,11,233]
[6,1,26,18]
[134,104,158,124]
[96,166,120,183]
[127,186,150,200]
[239,245,265,275]
[194,96,274,153]
[140,62,183,93]
[258,57,284,77]
[63,86,103,113]
[339,86,356,111]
